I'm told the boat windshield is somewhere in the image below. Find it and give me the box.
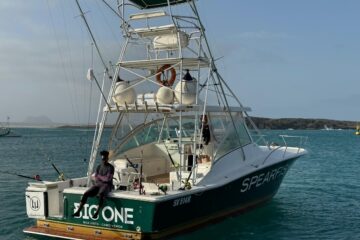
[113,116,197,155]
[111,112,252,161]
[210,112,252,160]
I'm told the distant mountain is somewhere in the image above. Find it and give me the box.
[24,116,54,125]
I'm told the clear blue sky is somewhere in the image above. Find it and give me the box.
[1,0,360,124]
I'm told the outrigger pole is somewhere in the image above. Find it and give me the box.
[188,1,266,148]
[75,0,110,78]
[190,1,246,160]
[74,0,112,110]
[74,0,116,187]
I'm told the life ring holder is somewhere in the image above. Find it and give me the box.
[156,64,176,87]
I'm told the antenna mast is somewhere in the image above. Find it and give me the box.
[74,0,111,79]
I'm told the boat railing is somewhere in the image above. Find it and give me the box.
[262,134,307,164]
[118,4,209,68]
[279,135,308,157]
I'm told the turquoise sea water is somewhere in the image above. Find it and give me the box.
[0,128,359,240]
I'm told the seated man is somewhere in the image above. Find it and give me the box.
[73,150,114,218]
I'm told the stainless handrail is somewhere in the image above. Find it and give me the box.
[280,135,308,157]
[262,135,308,164]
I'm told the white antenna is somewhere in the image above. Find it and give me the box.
[75,0,110,77]
[75,0,112,110]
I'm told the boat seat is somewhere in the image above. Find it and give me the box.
[129,24,177,38]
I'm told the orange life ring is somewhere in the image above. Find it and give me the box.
[156,64,176,87]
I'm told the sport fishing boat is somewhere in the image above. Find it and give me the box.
[24,0,307,239]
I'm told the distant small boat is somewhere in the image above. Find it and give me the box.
[0,126,10,137]
[0,117,10,137]
[322,125,334,131]
[0,117,20,137]
[355,125,360,135]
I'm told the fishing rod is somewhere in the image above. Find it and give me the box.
[0,170,42,181]
[164,143,181,181]
[37,143,66,181]
[180,164,193,190]
[47,157,65,181]
[125,155,138,173]
[139,151,144,195]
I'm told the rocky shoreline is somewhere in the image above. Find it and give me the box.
[250,117,357,130]
[8,116,357,130]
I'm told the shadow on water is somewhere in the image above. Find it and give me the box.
[170,200,290,240]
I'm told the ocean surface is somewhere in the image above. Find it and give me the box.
[0,128,359,240]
